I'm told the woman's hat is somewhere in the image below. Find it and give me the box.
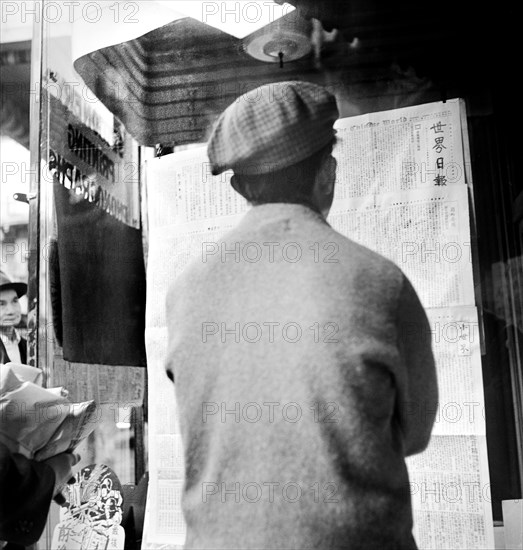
[0,271,27,297]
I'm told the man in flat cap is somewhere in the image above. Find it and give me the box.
[0,271,27,365]
[165,81,438,549]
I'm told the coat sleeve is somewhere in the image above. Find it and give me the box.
[395,275,439,456]
[0,443,55,546]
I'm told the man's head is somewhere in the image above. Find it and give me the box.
[0,272,26,329]
[207,81,339,217]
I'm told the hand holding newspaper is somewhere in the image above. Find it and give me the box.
[0,362,100,461]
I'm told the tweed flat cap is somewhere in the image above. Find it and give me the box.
[207,81,339,176]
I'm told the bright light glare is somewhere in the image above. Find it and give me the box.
[116,421,132,430]
[155,1,296,38]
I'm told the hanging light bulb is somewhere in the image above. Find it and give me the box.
[243,11,313,63]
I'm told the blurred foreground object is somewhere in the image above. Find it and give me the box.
[0,363,100,461]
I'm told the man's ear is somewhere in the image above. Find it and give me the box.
[230,174,253,204]
[230,174,238,192]
[312,155,337,219]
[317,155,337,195]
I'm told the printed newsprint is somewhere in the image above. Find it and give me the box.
[143,151,248,548]
[143,99,494,549]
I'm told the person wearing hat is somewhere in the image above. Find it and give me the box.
[0,277,84,549]
[0,272,27,365]
[165,81,438,549]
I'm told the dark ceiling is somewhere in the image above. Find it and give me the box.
[1,0,516,149]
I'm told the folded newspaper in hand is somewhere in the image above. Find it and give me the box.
[0,362,100,461]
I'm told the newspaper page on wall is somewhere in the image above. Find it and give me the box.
[143,98,494,549]
[142,149,249,548]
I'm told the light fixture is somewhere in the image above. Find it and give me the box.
[72,3,319,147]
[242,11,312,63]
